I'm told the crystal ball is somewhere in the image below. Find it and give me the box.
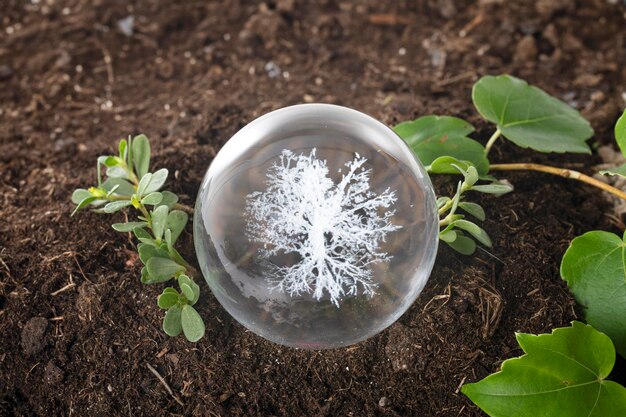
[194,104,438,349]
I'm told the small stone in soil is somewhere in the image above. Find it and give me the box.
[0,64,13,80]
[44,361,64,384]
[21,317,48,356]
[378,396,391,407]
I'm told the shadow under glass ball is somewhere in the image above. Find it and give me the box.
[194,104,438,349]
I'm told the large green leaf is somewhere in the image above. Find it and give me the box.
[472,75,593,154]
[131,134,151,179]
[181,305,205,342]
[393,115,489,174]
[560,231,626,357]
[462,322,626,417]
[146,257,184,282]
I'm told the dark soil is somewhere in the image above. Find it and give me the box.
[1,0,625,415]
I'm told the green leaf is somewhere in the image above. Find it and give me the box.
[156,191,179,209]
[394,116,489,174]
[436,196,451,209]
[458,202,486,221]
[145,168,168,194]
[178,274,200,305]
[141,192,163,205]
[462,322,626,417]
[445,232,476,255]
[472,75,593,154]
[599,162,626,178]
[151,205,169,241]
[167,210,188,244]
[136,172,152,197]
[181,305,205,342]
[471,183,514,195]
[180,283,194,302]
[103,200,132,213]
[138,244,170,264]
[428,156,475,175]
[146,257,184,282]
[106,165,128,178]
[560,231,626,357]
[71,189,92,205]
[98,155,122,167]
[134,226,151,240]
[458,165,479,188]
[118,138,127,160]
[439,230,457,243]
[131,134,150,179]
[615,110,626,157]
[101,178,135,196]
[112,222,147,232]
[453,219,491,247]
[71,196,97,215]
[157,291,179,309]
[163,305,182,337]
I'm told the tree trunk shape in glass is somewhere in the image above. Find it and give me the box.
[194,104,438,349]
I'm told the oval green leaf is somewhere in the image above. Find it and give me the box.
[560,231,626,357]
[163,305,182,337]
[146,257,184,282]
[151,205,169,241]
[472,75,593,154]
[393,115,489,174]
[445,232,476,255]
[157,291,178,309]
[103,200,131,213]
[166,210,188,244]
[131,134,151,179]
[462,322,626,417]
[181,305,205,342]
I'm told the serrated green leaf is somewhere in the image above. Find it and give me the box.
[166,210,188,244]
[112,222,147,232]
[599,162,626,178]
[453,219,491,247]
[445,232,476,255]
[163,305,182,337]
[151,205,169,241]
[146,257,184,282]
[472,75,593,154]
[157,291,179,309]
[471,183,513,195]
[561,231,626,357]
[181,305,205,342]
[103,200,132,213]
[141,192,163,205]
[458,202,486,221]
[156,191,179,209]
[393,116,490,174]
[131,134,150,179]
[71,189,92,205]
[439,230,457,243]
[462,322,626,417]
[101,178,135,196]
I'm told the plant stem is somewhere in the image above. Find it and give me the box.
[490,163,626,201]
[484,128,502,156]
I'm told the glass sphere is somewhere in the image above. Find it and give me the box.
[194,104,438,349]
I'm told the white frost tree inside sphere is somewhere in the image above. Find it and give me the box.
[244,149,401,307]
